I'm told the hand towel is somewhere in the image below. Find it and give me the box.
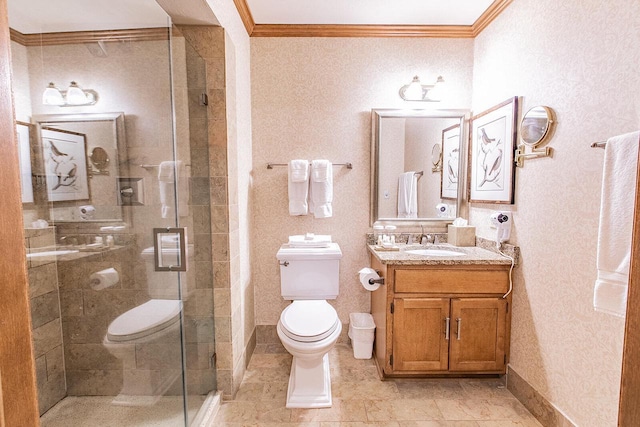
[309,160,333,218]
[288,159,309,215]
[593,131,640,317]
[158,160,188,219]
[397,171,418,218]
[288,234,332,248]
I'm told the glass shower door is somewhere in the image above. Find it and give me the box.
[10,0,216,425]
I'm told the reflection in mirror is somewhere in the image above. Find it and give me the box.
[371,109,469,226]
[90,147,110,173]
[431,143,442,172]
[34,113,127,221]
[521,106,554,147]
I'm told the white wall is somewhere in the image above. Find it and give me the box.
[471,0,640,425]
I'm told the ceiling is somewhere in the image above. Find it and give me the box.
[7,0,169,34]
[7,0,512,38]
[246,0,496,26]
[236,0,512,37]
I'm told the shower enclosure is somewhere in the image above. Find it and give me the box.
[11,0,218,424]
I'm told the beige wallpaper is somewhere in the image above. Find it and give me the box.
[471,0,640,425]
[250,37,475,325]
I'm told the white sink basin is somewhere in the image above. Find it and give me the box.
[26,250,79,260]
[405,249,464,257]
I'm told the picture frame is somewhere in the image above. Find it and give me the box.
[468,97,518,204]
[41,126,90,202]
[440,124,460,200]
[16,121,34,203]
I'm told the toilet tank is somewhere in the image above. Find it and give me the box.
[141,244,194,299]
[276,243,342,300]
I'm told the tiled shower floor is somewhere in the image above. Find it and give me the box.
[213,343,542,426]
[40,395,205,427]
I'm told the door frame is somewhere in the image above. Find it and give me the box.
[617,147,640,426]
[0,0,40,424]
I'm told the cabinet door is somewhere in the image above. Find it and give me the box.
[449,298,507,372]
[392,298,450,371]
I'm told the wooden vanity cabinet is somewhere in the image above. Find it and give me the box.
[370,256,511,378]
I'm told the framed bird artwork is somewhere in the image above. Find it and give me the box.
[41,127,90,202]
[440,123,460,200]
[468,97,518,204]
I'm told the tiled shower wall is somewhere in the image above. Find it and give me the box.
[26,227,65,415]
[178,25,252,399]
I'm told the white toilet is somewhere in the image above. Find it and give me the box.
[103,244,193,405]
[276,241,342,409]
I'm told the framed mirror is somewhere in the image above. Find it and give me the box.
[431,143,442,172]
[90,146,110,174]
[33,112,127,222]
[520,106,554,147]
[371,109,469,228]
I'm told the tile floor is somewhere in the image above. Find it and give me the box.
[40,395,205,426]
[213,343,542,427]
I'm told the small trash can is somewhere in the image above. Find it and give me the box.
[348,313,376,359]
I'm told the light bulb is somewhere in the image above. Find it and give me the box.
[427,76,446,101]
[404,76,424,101]
[66,81,89,105]
[42,82,65,106]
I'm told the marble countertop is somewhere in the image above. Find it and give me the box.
[367,243,513,266]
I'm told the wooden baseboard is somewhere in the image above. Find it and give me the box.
[507,366,576,426]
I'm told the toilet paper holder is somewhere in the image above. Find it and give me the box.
[369,274,384,286]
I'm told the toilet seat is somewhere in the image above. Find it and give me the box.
[107,299,181,342]
[279,300,339,343]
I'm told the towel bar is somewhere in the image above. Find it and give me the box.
[267,162,353,169]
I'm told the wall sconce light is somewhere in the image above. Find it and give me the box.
[399,75,446,102]
[42,81,98,106]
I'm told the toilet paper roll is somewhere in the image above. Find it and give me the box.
[358,267,381,292]
[89,267,119,290]
[79,205,96,220]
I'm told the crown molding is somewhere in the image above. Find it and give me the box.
[250,24,475,38]
[472,0,513,36]
[9,27,170,46]
[234,0,511,38]
[233,0,255,35]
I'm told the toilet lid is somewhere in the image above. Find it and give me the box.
[280,300,339,342]
[107,299,181,342]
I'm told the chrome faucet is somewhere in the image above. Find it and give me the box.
[418,226,432,245]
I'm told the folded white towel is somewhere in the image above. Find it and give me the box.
[593,131,640,317]
[158,160,188,219]
[288,159,309,215]
[398,171,418,218]
[288,234,332,248]
[289,159,309,183]
[309,160,333,218]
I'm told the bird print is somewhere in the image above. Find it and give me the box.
[477,128,502,188]
[46,140,79,191]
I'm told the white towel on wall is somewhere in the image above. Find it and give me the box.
[309,159,333,218]
[593,131,640,317]
[158,160,188,219]
[397,171,418,218]
[288,159,309,215]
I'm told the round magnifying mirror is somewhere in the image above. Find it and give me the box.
[90,147,110,171]
[520,106,554,147]
[431,143,442,166]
